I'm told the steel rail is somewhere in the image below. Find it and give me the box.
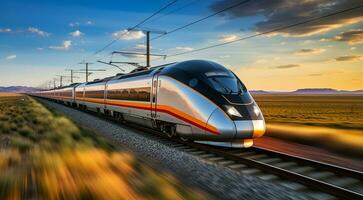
[251,146,363,180]
[183,142,363,200]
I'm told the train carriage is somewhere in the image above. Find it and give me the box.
[32,60,265,148]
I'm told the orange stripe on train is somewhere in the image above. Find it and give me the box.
[75,97,220,135]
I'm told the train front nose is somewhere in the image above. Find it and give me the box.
[206,106,266,140]
[233,103,266,139]
[233,120,266,139]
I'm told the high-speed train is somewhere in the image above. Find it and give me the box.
[32,60,265,148]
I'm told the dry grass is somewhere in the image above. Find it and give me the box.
[0,94,204,200]
[0,93,22,97]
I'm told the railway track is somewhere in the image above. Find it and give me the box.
[37,98,363,200]
[182,142,363,200]
[118,120,363,200]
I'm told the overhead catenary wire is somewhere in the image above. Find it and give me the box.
[151,0,252,41]
[93,0,178,56]
[146,0,203,24]
[163,4,363,58]
[64,0,178,73]
[128,0,252,63]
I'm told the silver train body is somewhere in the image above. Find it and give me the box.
[32,60,265,148]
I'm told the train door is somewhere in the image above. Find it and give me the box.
[151,73,159,119]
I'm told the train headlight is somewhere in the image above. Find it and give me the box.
[226,106,242,118]
[253,105,261,117]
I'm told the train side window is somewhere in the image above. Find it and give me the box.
[121,89,129,99]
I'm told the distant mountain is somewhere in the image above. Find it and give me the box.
[249,90,271,95]
[0,86,40,93]
[293,88,363,94]
[250,88,363,95]
[293,88,338,94]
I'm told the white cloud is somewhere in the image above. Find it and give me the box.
[36,47,44,50]
[218,34,238,43]
[351,47,356,51]
[0,28,12,33]
[136,44,146,48]
[175,47,194,51]
[112,29,145,40]
[302,40,313,44]
[134,44,148,49]
[70,21,93,27]
[49,40,72,50]
[5,54,16,60]
[69,22,80,27]
[28,27,50,37]
[70,30,83,37]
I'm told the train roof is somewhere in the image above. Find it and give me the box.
[164,60,227,73]
[51,83,81,90]
[49,60,226,90]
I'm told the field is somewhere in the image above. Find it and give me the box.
[254,94,363,130]
[0,93,204,200]
[254,94,363,157]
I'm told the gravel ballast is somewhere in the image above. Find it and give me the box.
[37,98,311,200]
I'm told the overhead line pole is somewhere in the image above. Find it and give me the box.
[112,51,166,68]
[56,75,74,87]
[124,28,166,67]
[78,62,93,82]
[146,31,150,67]
[86,62,89,82]
[66,69,87,84]
[93,0,178,55]
[71,70,73,83]
[65,0,178,72]
[77,62,106,82]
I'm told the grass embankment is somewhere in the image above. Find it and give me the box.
[0,93,204,200]
[254,95,363,158]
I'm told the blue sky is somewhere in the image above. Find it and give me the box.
[1,0,363,90]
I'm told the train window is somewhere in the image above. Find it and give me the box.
[76,91,83,98]
[85,90,104,99]
[206,74,246,94]
[188,78,198,87]
[63,90,72,97]
[129,89,137,100]
[107,87,150,102]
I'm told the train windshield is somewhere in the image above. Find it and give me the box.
[205,71,246,94]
